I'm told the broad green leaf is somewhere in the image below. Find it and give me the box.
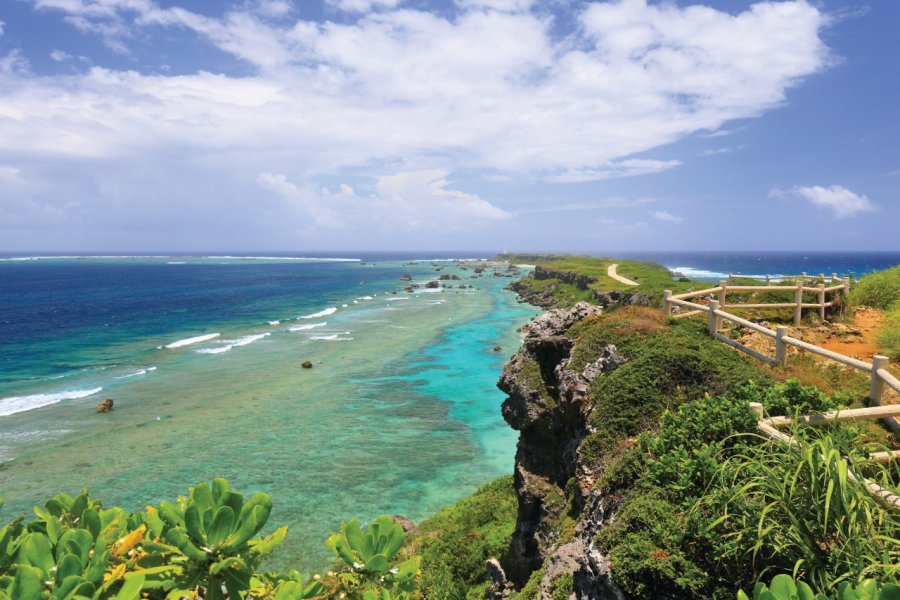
[208,506,235,547]
[111,573,145,600]
[11,566,43,600]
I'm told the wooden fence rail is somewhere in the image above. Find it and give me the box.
[663,277,850,326]
[664,279,900,510]
[749,402,900,512]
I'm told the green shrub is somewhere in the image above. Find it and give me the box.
[851,266,900,311]
[877,306,900,359]
[0,480,420,600]
[595,491,707,599]
[739,573,900,600]
[413,476,518,600]
[583,320,763,463]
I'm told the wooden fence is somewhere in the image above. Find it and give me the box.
[662,282,900,511]
[664,277,850,326]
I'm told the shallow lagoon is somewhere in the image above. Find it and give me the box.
[0,257,538,570]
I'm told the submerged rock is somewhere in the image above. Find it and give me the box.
[301,360,313,369]
[96,398,114,413]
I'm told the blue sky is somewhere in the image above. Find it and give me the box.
[0,0,896,252]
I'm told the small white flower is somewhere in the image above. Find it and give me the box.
[390,567,399,575]
[353,562,364,570]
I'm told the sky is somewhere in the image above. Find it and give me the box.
[0,0,897,252]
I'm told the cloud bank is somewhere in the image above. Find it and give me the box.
[0,0,833,247]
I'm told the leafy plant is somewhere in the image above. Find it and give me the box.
[739,573,900,600]
[0,481,421,600]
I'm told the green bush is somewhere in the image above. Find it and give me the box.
[583,320,763,463]
[876,306,900,359]
[851,266,900,311]
[595,491,708,600]
[739,573,900,600]
[412,476,518,600]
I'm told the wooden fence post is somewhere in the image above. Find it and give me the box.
[718,280,727,308]
[707,300,720,334]
[818,284,826,320]
[801,272,807,281]
[819,273,825,282]
[749,402,764,418]
[728,272,733,285]
[831,272,838,282]
[663,290,672,315]
[843,276,851,297]
[765,274,771,286]
[775,326,788,364]
[871,355,889,404]
[794,281,803,325]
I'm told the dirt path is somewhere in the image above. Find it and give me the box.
[817,306,884,362]
[607,263,639,286]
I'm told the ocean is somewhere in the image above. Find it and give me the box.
[612,250,900,281]
[0,253,538,571]
[1,250,897,571]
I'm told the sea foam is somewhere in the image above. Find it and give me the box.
[310,333,353,341]
[289,322,328,332]
[165,333,221,349]
[299,307,338,319]
[115,367,158,379]
[0,387,103,417]
[195,333,271,354]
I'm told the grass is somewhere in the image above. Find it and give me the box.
[851,264,900,358]
[878,305,900,358]
[497,253,704,304]
[851,265,900,311]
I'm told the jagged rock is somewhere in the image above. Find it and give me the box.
[301,360,313,368]
[96,398,114,413]
[404,286,414,292]
[439,274,451,280]
[400,274,412,281]
[486,559,511,599]
[451,274,461,280]
[425,281,440,289]
[497,301,638,594]
[533,266,597,290]
[494,346,503,352]
[391,515,417,536]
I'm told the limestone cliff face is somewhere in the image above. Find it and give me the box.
[533,266,598,290]
[508,276,655,310]
[497,302,628,600]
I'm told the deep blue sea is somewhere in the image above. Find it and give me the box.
[613,250,900,281]
[0,250,896,570]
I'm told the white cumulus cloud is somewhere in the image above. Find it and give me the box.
[775,185,877,218]
[651,210,683,223]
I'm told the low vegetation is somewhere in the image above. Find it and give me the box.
[852,265,900,357]
[0,479,419,600]
[410,476,518,600]
[497,253,702,303]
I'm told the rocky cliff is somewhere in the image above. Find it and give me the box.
[497,302,628,600]
[508,275,655,310]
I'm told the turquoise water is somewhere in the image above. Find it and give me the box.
[0,257,538,570]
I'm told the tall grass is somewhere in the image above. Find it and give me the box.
[698,430,900,592]
[851,265,900,311]
[877,306,900,359]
